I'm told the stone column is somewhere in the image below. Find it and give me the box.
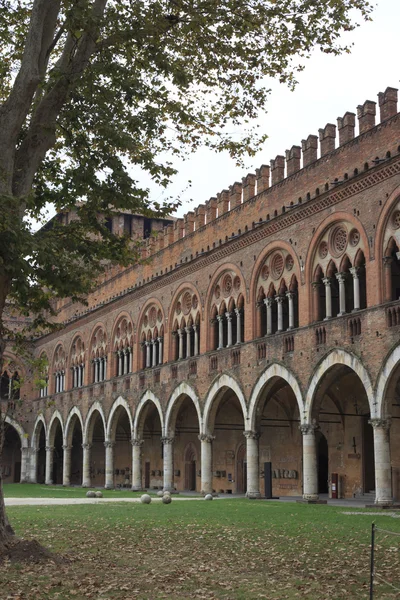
[264,297,273,335]
[152,340,157,367]
[82,443,92,488]
[62,444,72,487]
[383,256,393,302]
[119,351,124,374]
[158,337,163,364]
[146,341,151,368]
[162,437,175,492]
[323,277,332,320]
[217,315,224,349]
[312,282,322,321]
[45,445,54,485]
[193,326,199,356]
[235,308,242,344]
[276,295,284,332]
[94,359,99,383]
[336,272,347,316]
[30,448,39,483]
[226,312,233,347]
[350,266,360,311]
[300,424,319,501]
[185,327,192,358]
[176,329,182,360]
[286,291,295,330]
[103,358,106,380]
[104,441,115,489]
[20,447,29,483]
[124,349,130,374]
[73,366,77,388]
[131,438,144,491]
[199,434,215,495]
[244,431,261,499]
[370,418,393,506]
[128,349,132,373]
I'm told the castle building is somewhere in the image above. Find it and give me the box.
[3,87,400,505]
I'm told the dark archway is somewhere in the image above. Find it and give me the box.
[316,431,328,493]
[2,424,21,483]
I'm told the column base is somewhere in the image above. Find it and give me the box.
[246,492,261,499]
[338,311,346,317]
[298,495,326,504]
[163,487,179,494]
[323,316,332,321]
[45,480,53,486]
[372,499,394,508]
[104,484,114,490]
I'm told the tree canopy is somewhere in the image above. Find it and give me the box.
[0,0,372,327]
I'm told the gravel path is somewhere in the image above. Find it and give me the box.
[5,496,209,506]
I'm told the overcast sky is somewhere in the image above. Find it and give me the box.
[144,0,400,219]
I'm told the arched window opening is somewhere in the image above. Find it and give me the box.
[114,317,134,376]
[71,337,85,389]
[209,272,245,350]
[139,304,164,369]
[91,327,107,383]
[53,345,66,393]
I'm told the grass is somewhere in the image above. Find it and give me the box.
[1,496,400,599]
[3,483,161,498]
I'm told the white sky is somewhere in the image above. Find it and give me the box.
[144,0,400,219]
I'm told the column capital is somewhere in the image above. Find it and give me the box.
[369,417,392,431]
[286,291,295,300]
[45,445,54,452]
[243,430,260,440]
[349,266,360,278]
[192,324,197,332]
[157,336,163,342]
[335,271,347,284]
[131,438,144,447]
[82,443,92,450]
[161,436,174,445]
[299,423,318,436]
[177,328,183,337]
[104,441,115,449]
[383,255,393,267]
[185,326,191,334]
[62,444,72,451]
[275,295,285,304]
[234,307,241,317]
[322,276,331,287]
[198,434,215,443]
[225,311,232,321]
[216,314,224,322]
[264,297,274,308]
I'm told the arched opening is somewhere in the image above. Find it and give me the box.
[35,422,46,484]
[316,431,329,494]
[310,363,374,498]
[167,393,201,492]
[327,261,340,317]
[50,419,64,485]
[313,266,326,322]
[110,407,132,488]
[386,238,400,301]
[66,416,83,486]
[87,411,106,487]
[2,423,21,483]
[236,443,247,494]
[139,403,162,490]
[253,376,302,497]
[184,443,197,491]
[206,387,245,494]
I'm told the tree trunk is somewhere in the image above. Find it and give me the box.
[0,269,15,547]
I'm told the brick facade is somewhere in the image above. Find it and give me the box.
[3,86,400,504]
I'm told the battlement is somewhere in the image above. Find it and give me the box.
[54,85,400,321]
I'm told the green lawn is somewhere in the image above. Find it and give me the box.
[2,483,159,498]
[1,499,400,599]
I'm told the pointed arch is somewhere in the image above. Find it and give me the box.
[5,416,28,448]
[375,343,400,419]
[47,410,64,445]
[31,414,47,449]
[248,363,304,430]
[133,390,164,438]
[305,349,374,423]
[106,396,134,440]
[64,406,84,445]
[165,382,202,436]
[84,401,107,442]
[203,373,248,434]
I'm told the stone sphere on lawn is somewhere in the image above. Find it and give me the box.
[163,490,171,497]
[162,495,172,504]
[204,494,213,501]
[95,491,103,498]
[157,490,164,497]
[86,491,96,498]
[140,494,152,504]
